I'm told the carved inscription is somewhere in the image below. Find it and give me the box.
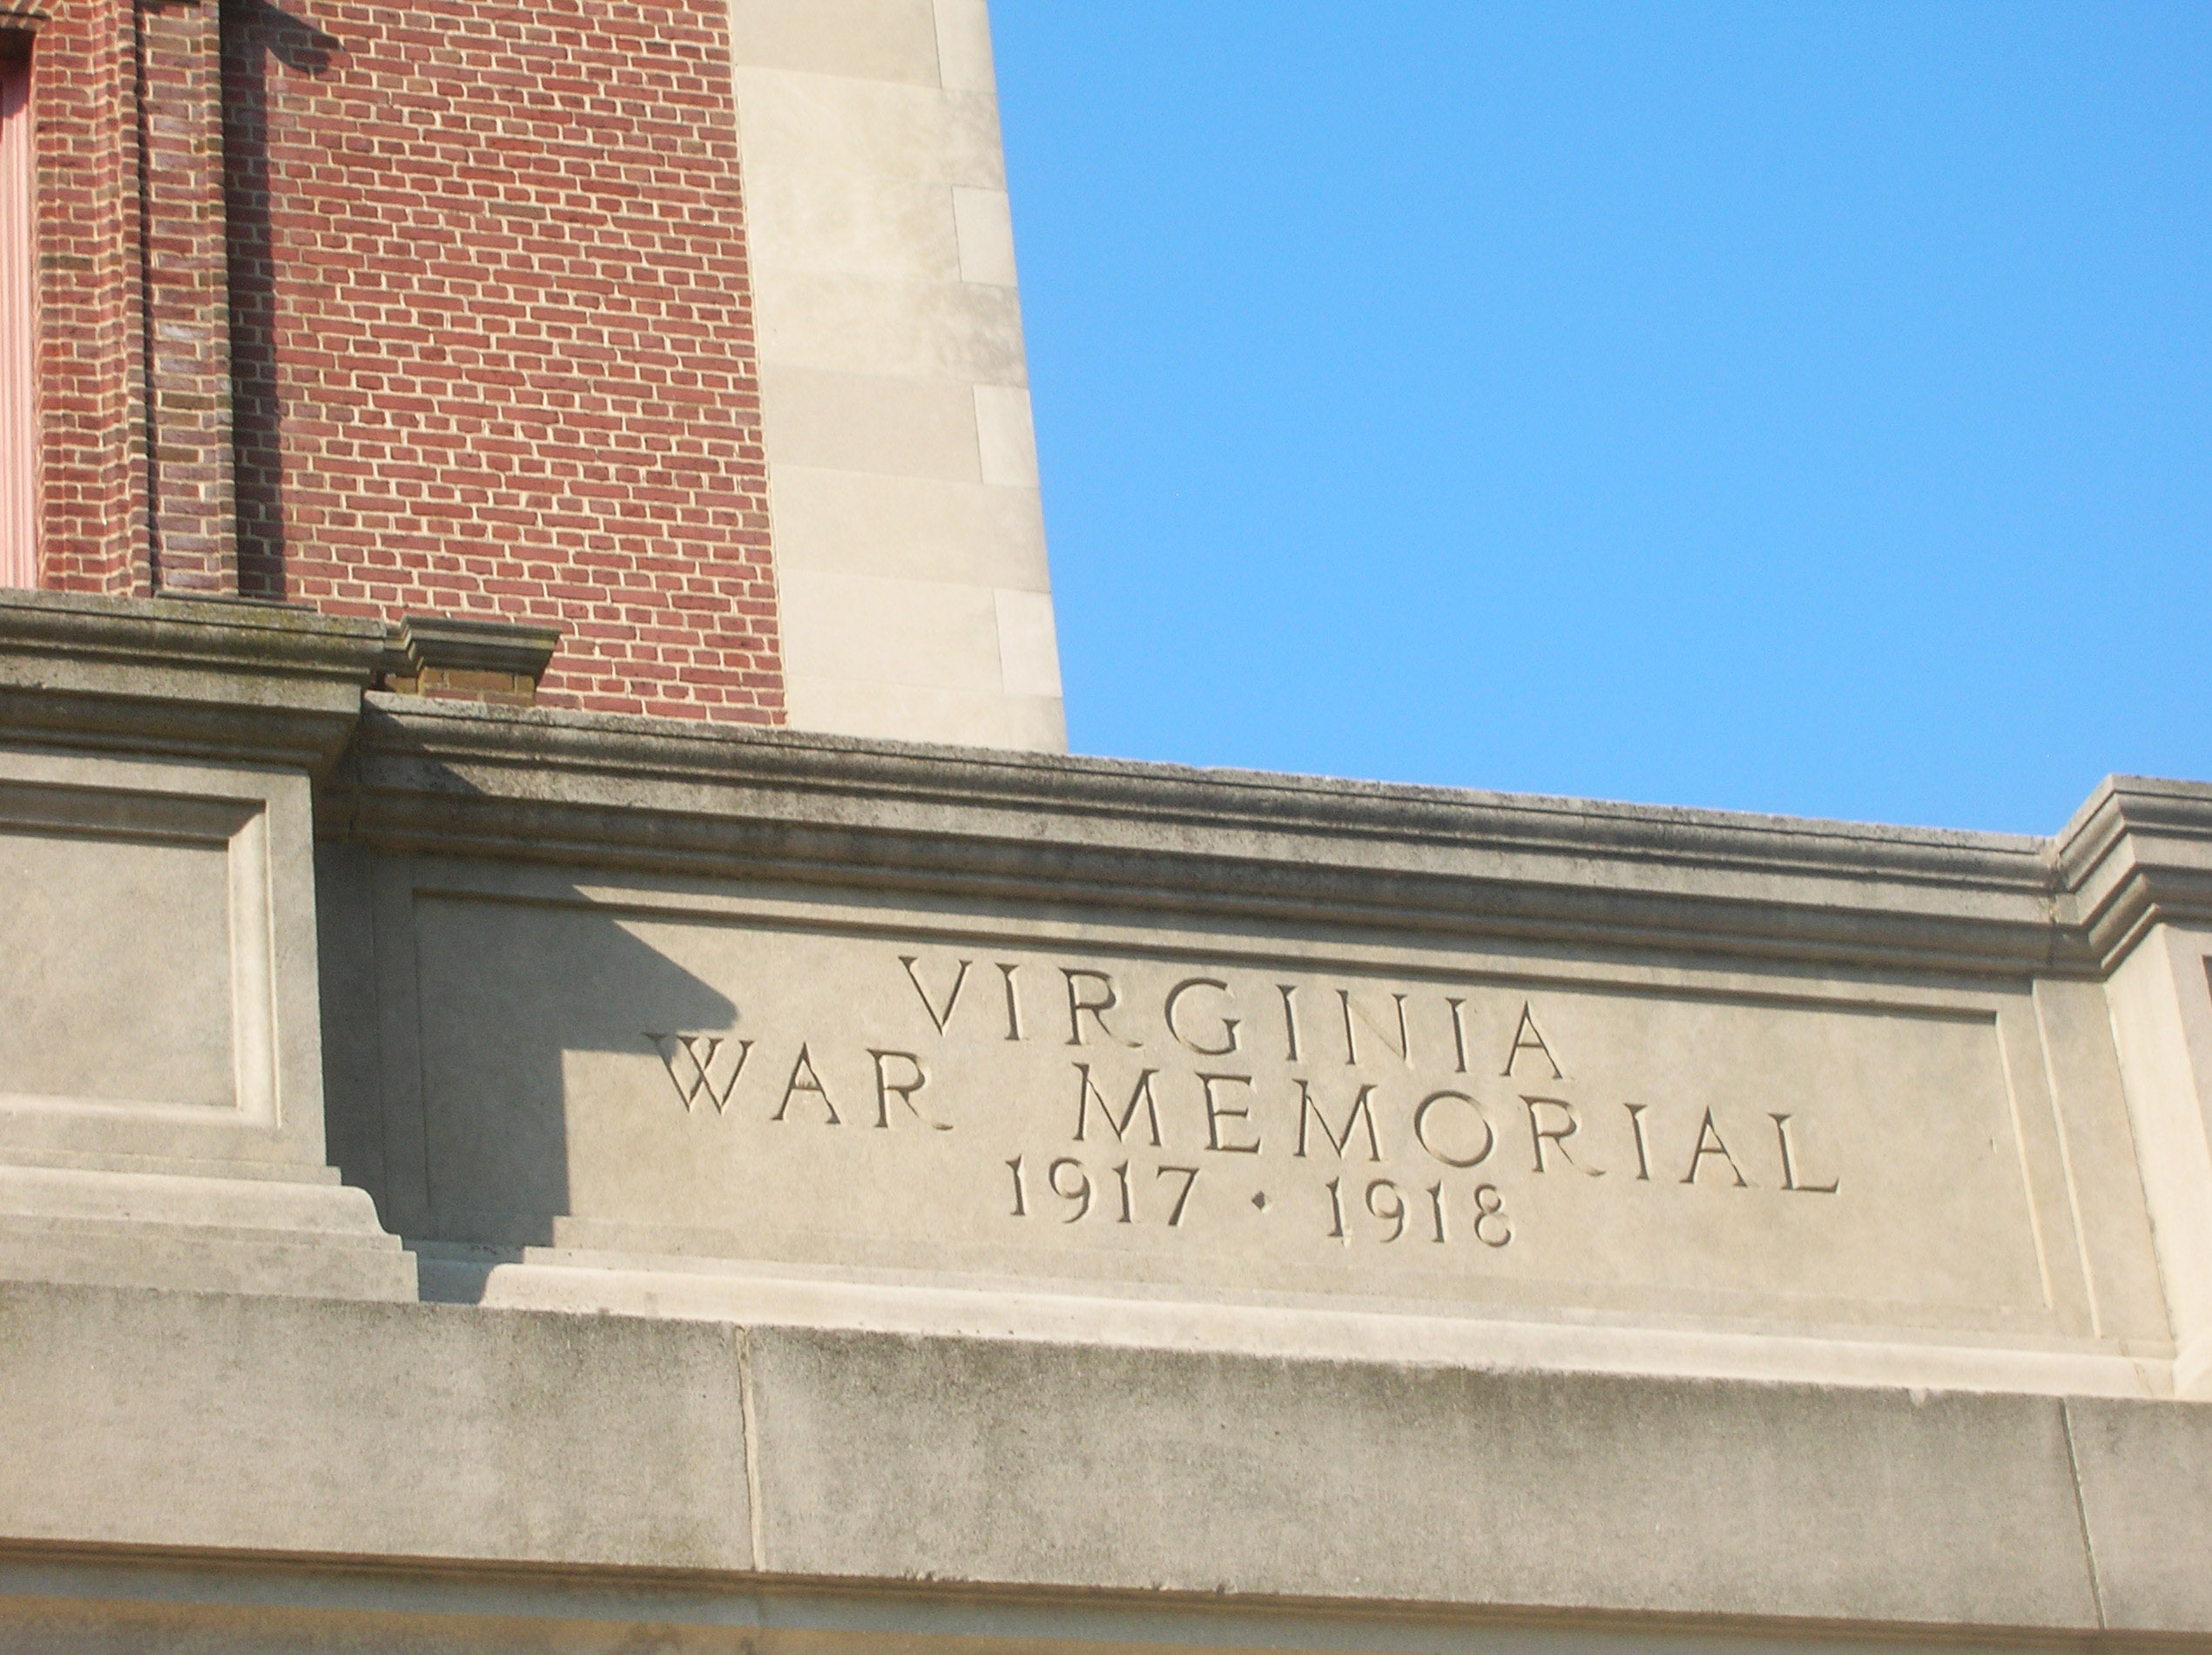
[410,888,2053,1312]
[641,951,1844,1260]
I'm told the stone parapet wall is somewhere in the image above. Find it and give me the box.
[310,694,2212,1402]
[3,594,2211,1648]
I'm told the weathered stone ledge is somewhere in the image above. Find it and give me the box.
[3,1281,2209,1638]
[326,695,2212,976]
[0,590,385,773]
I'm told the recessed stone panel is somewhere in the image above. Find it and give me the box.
[0,744,335,1173]
[0,821,236,1111]
[396,879,2054,1334]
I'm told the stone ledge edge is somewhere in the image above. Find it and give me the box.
[4,1282,2209,1636]
[330,696,2212,976]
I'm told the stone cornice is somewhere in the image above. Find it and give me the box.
[320,695,2208,979]
[3,590,2196,979]
[2053,774,2212,968]
[0,591,387,774]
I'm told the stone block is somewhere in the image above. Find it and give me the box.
[0,1162,406,1299]
[0,593,408,1299]
[779,569,1006,692]
[730,0,942,86]
[767,466,1049,590]
[953,184,1019,287]
[781,678,1069,751]
[734,68,1004,190]
[760,365,981,482]
[0,1281,749,1569]
[745,169,963,285]
[2103,925,2212,1390]
[2067,1395,2212,1631]
[2030,976,2171,1343]
[746,1327,2099,1625]
[0,744,324,1171]
[4,1281,2197,1637]
[974,382,1040,485]
[0,590,383,773]
[995,586,1062,697]
[934,0,997,93]
[753,267,1028,384]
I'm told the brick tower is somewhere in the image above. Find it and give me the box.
[1,0,1062,746]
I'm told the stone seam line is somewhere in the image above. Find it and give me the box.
[739,1322,767,1571]
[2059,1399,2110,1629]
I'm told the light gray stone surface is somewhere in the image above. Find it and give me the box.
[0,589,384,773]
[746,1328,2101,1625]
[0,1282,747,1569]
[304,698,2212,1395]
[6,1280,2211,1637]
[5,603,2212,1652]
[732,0,1068,751]
[0,605,415,1297]
[0,746,320,1160]
[0,1165,408,1300]
[357,851,2141,1379]
[2067,1393,2212,1631]
[2101,922,2212,1395]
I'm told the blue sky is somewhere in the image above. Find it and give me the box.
[994,3,2209,834]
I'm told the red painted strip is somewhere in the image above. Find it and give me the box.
[0,49,33,587]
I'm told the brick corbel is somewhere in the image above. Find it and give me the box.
[381,615,567,709]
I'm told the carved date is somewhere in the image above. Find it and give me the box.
[1008,1156,1200,1227]
[1324,1176,1511,1248]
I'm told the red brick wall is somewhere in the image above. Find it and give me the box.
[30,0,152,596]
[225,0,781,719]
[140,0,235,592]
[28,0,784,722]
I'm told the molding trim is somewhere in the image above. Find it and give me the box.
[2054,775,2212,968]
[4,597,2202,978]
[381,611,562,684]
[0,591,384,773]
[324,696,2212,978]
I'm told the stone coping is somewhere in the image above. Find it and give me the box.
[0,591,2196,978]
[0,590,388,676]
[0,591,387,773]
[330,694,2212,976]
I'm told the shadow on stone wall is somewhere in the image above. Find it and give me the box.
[317,842,738,1298]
